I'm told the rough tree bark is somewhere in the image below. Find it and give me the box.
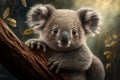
[0,18,68,80]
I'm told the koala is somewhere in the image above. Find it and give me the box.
[25,4,105,80]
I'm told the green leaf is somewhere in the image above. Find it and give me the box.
[23,29,34,35]
[105,41,117,47]
[106,63,111,71]
[104,51,112,61]
[6,18,16,27]
[104,51,112,56]
[21,0,27,7]
[2,7,10,19]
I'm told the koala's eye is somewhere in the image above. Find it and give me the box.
[51,27,59,35]
[72,30,77,35]
[72,29,78,38]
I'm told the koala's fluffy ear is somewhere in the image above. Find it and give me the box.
[77,8,101,36]
[26,4,55,32]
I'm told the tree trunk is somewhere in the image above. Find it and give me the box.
[0,18,68,80]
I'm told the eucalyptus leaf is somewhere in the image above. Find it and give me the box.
[2,7,10,19]
[105,41,117,47]
[21,0,27,7]
[106,63,111,71]
[104,51,112,56]
[6,18,16,27]
[23,29,34,35]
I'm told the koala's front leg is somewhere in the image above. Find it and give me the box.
[47,54,79,74]
[47,57,61,73]
[47,56,69,74]
[25,39,46,52]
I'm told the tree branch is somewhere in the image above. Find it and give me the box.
[0,18,68,80]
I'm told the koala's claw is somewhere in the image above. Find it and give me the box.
[47,58,57,65]
[30,41,34,49]
[25,40,35,49]
[36,42,40,49]
[36,42,46,52]
[40,43,46,52]
[48,57,62,74]
[50,61,59,70]
[25,39,46,52]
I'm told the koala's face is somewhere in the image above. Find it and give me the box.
[42,10,85,51]
[27,4,101,51]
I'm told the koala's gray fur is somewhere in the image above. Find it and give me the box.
[25,4,105,80]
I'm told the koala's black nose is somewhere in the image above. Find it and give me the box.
[60,31,69,44]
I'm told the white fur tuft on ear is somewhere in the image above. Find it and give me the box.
[26,4,50,32]
[77,8,102,36]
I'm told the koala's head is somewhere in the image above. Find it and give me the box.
[26,4,101,51]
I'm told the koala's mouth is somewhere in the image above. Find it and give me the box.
[57,40,71,48]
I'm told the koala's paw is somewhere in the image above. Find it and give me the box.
[25,39,46,52]
[47,57,63,74]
